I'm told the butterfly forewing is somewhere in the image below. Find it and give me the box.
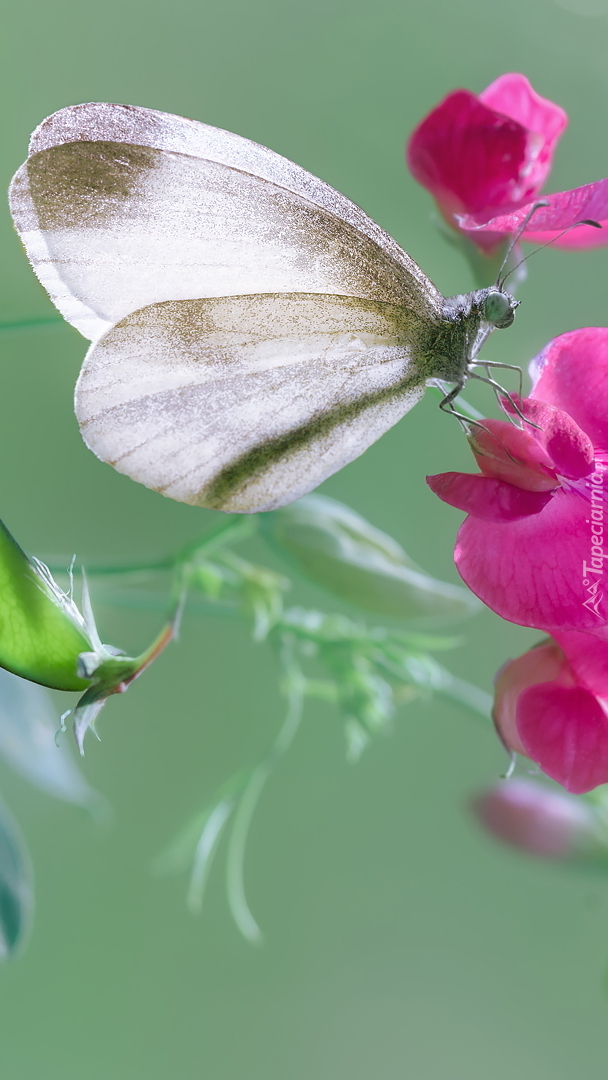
[10,104,442,342]
[26,100,433,286]
[75,293,426,512]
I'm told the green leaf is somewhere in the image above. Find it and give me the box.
[0,797,33,959]
[0,519,91,691]
[225,643,305,943]
[264,494,479,624]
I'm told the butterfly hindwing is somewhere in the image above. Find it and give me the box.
[75,292,426,512]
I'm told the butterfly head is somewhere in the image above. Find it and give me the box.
[481,288,520,330]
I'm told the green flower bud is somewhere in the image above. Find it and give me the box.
[0,515,174,752]
[263,495,479,624]
[0,517,91,691]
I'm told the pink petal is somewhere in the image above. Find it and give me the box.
[552,630,608,697]
[493,641,568,756]
[454,488,608,632]
[480,74,567,145]
[503,398,594,479]
[483,75,570,198]
[479,74,567,196]
[406,89,531,217]
[529,328,608,449]
[456,178,608,247]
[470,417,558,490]
[426,472,552,522]
[516,683,608,793]
[523,222,607,250]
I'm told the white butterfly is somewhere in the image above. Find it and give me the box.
[9,104,518,513]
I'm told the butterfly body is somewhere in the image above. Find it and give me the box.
[9,104,517,512]
[414,287,509,383]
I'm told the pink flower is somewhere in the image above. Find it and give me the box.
[407,73,608,252]
[427,328,608,635]
[492,634,608,792]
[471,778,598,854]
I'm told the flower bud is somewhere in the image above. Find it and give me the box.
[0,517,92,691]
[471,779,601,859]
[0,513,175,753]
[263,494,479,624]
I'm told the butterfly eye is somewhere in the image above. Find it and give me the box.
[484,292,515,328]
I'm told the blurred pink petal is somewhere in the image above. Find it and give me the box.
[406,89,533,219]
[517,683,608,793]
[479,73,567,196]
[406,75,574,252]
[426,472,552,522]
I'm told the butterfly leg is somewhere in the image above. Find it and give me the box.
[468,371,540,429]
[474,360,523,402]
[438,383,487,433]
[437,382,529,465]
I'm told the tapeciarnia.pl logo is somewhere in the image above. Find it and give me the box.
[582,463,606,618]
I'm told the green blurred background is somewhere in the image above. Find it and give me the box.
[1,0,608,1075]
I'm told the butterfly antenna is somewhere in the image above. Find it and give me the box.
[500,217,603,289]
[495,200,550,289]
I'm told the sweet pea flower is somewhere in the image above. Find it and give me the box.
[427,328,608,635]
[407,73,608,253]
[471,778,600,855]
[492,634,608,792]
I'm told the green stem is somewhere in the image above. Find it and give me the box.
[176,514,257,566]
[187,797,237,913]
[0,315,65,333]
[45,514,258,578]
[225,639,305,943]
[435,672,492,723]
[130,622,177,679]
